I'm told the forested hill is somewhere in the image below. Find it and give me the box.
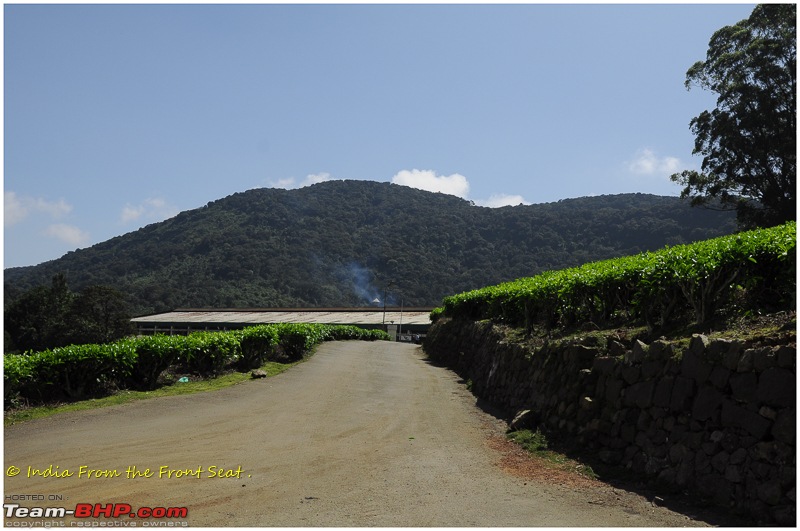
[4,180,737,316]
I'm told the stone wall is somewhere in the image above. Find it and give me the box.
[423,319,796,525]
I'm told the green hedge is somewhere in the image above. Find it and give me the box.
[5,324,390,406]
[435,222,796,330]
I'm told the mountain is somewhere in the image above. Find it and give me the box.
[4,180,737,315]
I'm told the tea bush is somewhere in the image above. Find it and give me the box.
[4,324,390,407]
[436,222,795,330]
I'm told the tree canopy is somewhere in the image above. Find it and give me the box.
[671,4,796,229]
[4,275,133,353]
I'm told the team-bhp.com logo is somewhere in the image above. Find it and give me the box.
[5,503,188,526]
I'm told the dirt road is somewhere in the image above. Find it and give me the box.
[5,341,711,526]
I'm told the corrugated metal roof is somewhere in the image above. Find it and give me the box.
[131,308,434,326]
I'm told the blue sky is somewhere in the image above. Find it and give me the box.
[4,3,756,268]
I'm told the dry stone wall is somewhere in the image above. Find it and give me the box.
[423,318,796,526]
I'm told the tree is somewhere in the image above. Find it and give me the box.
[4,274,74,352]
[4,274,133,353]
[65,286,134,345]
[671,4,796,229]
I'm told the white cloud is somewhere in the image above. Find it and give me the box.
[121,197,178,224]
[268,172,335,190]
[5,191,72,226]
[5,191,27,226]
[391,169,470,198]
[476,194,531,208]
[304,172,332,186]
[390,168,531,208]
[627,148,681,177]
[44,223,90,247]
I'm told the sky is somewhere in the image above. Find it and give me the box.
[4,2,758,268]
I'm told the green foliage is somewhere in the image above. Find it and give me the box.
[238,325,280,370]
[129,335,189,390]
[508,428,549,452]
[507,428,598,480]
[4,323,389,407]
[671,4,796,228]
[4,276,133,354]
[11,341,138,402]
[4,183,737,315]
[437,222,796,330]
[178,331,242,376]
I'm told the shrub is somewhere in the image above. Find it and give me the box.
[4,322,390,407]
[437,222,796,330]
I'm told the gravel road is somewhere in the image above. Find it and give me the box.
[5,341,714,526]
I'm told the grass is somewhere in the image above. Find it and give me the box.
[507,428,598,480]
[4,361,298,426]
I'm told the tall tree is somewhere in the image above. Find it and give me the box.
[65,286,134,346]
[671,4,796,228]
[4,275,133,353]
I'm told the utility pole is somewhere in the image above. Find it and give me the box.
[382,280,395,325]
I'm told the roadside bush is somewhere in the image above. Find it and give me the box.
[238,325,280,370]
[177,331,242,376]
[4,323,390,408]
[129,335,188,390]
[27,341,137,401]
[437,222,796,330]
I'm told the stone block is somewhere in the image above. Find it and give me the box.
[681,349,712,385]
[604,377,623,403]
[722,340,744,370]
[649,339,674,361]
[626,340,648,364]
[676,460,694,486]
[692,385,724,421]
[759,406,777,420]
[624,379,655,409]
[771,505,796,527]
[721,400,771,439]
[620,423,636,443]
[757,367,795,407]
[730,447,747,465]
[650,406,667,420]
[711,450,730,472]
[737,349,755,372]
[569,344,599,367]
[641,359,663,379]
[757,480,783,506]
[621,364,640,385]
[753,347,777,372]
[729,372,758,402]
[668,443,692,464]
[725,465,743,483]
[653,377,673,408]
[707,338,731,360]
[689,334,710,355]
[708,365,730,389]
[593,356,617,375]
[608,340,626,357]
[772,407,795,445]
[580,396,598,411]
[776,345,795,369]
[669,376,695,412]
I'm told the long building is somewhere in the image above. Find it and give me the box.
[131,307,434,339]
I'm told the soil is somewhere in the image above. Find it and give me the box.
[4,341,737,527]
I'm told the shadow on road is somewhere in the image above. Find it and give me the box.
[420,353,755,528]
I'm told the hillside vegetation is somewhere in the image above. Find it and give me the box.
[433,222,796,339]
[5,181,737,315]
